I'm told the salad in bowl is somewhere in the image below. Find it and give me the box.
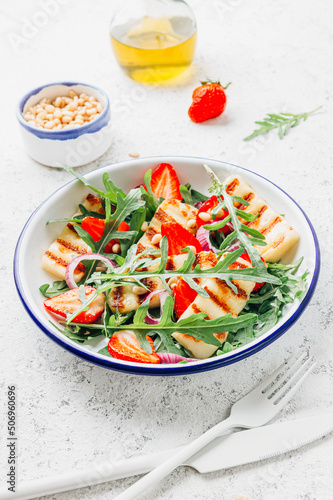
[31,160,314,371]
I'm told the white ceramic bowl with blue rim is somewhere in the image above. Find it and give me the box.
[16,82,112,168]
[14,157,320,375]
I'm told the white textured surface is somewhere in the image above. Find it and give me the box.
[1,0,333,499]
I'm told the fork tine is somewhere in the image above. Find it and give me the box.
[266,350,309,398]
[256,349,304,393]
[272,358,317,406]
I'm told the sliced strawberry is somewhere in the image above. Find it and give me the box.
[81,217,129,253]
[196,195,230,235]
[108,330,160,364]
[81,217,104,241]
[44,286,105,323]
[161,222,203,256]
[173,278,198,319]
[150,163,182,201]
[240,252,267,292]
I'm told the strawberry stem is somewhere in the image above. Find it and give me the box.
[200,79,231,90]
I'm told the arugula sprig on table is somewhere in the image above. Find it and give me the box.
[243,107,322,141]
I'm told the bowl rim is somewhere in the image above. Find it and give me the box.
[13,156,320,376]
[16,81,110,140]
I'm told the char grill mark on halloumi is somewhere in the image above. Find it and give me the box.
[172,256,256,359]
[136,199,198,254]
[107,253,189,314]
[224,175,299,262]
[41,194,104,282]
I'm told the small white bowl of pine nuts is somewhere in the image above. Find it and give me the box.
[17,82,112,167]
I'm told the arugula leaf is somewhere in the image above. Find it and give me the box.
[93,239,280,298]
[141,169,163,215]
[232,259,308,349]
[243,107,322,141]
[52,321,102,343]
[58,164,107,198]
[102,172,126,202]
[98,346,113,357]
[106,295,257,353]
[190,189,209,204]
[180,185,193,205]
[39,280,70,298]
[121,207,146,254]
[203,164,267,273]
[71,189,144,287]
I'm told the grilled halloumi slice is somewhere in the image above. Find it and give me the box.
[41,194,104,282]
[224,175,299,262]
[137,199,198,254]
[173,256,256,359]
[107,253,189,314]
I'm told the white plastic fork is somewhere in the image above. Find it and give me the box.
[114,350,316,500]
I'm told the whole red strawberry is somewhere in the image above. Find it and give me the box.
[188,80,230,123]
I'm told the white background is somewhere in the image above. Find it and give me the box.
[0,0,333,499]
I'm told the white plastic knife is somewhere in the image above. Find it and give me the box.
[1,413,332,500]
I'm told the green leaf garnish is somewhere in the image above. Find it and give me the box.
[105,295,257,353]
[244,107,322,141]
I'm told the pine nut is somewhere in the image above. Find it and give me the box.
[45,104,55,113]
[168,277,178,287]
[67,101,77,111]
[62,115,72,123]
[198,212,212,222]
[86,107,97,115]
[132,285,147,295]
[112,243,121,254]
[151,234,162,245]
[96,103,103,113]
[53,109,62,119]
[129,152,140,158]
[44,120,55,129]
[46,113,54,120]
[140,221,148,231]
[186,218,197,229]
[62,110,74,117]
[69,90,78,99]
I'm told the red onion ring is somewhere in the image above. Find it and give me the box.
[144,290,168,325]
[194,200,205,209]
[196,222,220,253]
[157,353,198,364]
[65,253,116,289]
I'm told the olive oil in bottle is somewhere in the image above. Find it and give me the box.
[110,1,197,83]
